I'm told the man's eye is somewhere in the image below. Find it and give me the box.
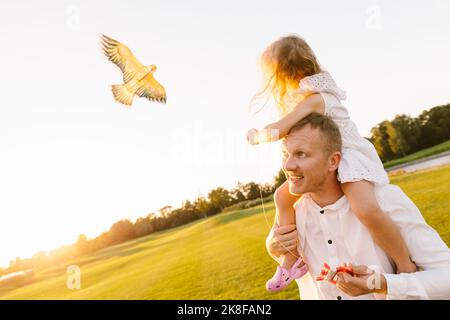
[295,152,305,157]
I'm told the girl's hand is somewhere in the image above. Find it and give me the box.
[396,260,418,274]
[247,128,259,145]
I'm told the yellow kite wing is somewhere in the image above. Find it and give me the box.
[100,34,144,83]
[136,72,167,103]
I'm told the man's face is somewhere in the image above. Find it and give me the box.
[282,125,332,195]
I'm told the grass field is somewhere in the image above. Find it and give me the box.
[1,164,449,300]
[383,140,450,169]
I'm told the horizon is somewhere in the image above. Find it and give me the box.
[1,0,450,268]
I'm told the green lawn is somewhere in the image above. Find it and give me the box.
[1,165,449,300]
[384,140,450,169]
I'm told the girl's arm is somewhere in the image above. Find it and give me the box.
[256,93,325,143]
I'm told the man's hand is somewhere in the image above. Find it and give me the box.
[266,224,298,257]
[335,264,387,297]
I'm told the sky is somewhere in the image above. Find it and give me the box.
[1,0,449,267]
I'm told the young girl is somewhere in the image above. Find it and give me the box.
[247,35,417,292]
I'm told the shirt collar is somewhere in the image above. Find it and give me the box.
[303,192,349,212]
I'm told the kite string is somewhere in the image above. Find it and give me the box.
[256,151,300,259]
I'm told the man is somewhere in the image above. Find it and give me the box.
[266,113,450,299]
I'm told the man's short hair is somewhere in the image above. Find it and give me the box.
[287,113,342,155]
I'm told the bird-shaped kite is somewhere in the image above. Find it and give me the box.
[100,34,167,107]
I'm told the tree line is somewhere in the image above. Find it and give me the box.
[370,103,450,162]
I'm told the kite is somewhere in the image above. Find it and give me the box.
[100,34,167,107]
[315,263,354,284]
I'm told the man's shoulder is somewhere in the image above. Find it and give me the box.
[372,184,428,225]
[374,184,415,207]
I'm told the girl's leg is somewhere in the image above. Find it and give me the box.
[342,181,416,273]
[274,180,302,269]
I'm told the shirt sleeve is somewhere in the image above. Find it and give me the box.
[377,185,450,300]
[318,92,333,116]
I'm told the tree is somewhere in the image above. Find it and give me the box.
[181,200,203,220]
[370,121,395,161]
[230,182,246,204]
[385,120,408,158]
[418,104,450,149]
[31,251,47,269]
[208,187,232,213]
[158,205,173,218]
[391,114,418,154]
[273,168,287,190]
[134,217,154,238]
[193,195,210,218]
[109,219,136,244]
[75,234,90,255]
[242,182,261,200]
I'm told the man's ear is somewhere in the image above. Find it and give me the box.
[328,151,341,172]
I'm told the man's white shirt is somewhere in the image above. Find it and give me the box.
[268,184,450,300]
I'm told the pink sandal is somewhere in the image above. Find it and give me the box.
[266,258,308,292]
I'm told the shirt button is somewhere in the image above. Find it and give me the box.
[320,210,324,214]
[328,240,332,244]
[337,296,342,300]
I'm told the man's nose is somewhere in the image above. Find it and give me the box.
[283,155,298,172]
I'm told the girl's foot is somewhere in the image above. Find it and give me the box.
[266,258,308,292]
[265,265,289,292]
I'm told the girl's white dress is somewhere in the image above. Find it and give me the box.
[284,71,389,185]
